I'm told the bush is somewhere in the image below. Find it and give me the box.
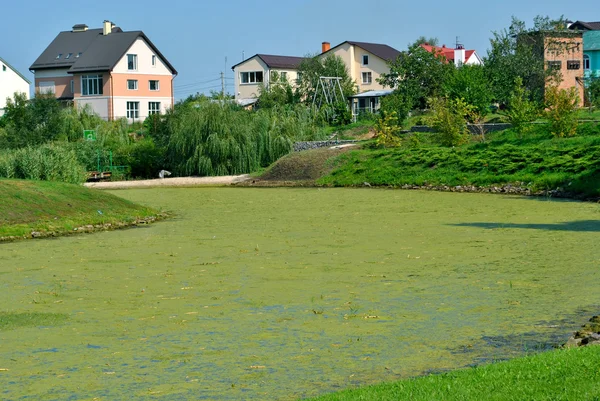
[545,85,580,138]
[428,97,472,147]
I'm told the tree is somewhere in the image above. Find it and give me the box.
[411,36,440,47]
[427,97,473,147]
[379,43,455,111]
[505,77,539,138]
[295,53,355,105]
[444,64,492,117]
[257,71,299,108]
[484,15,570,106]
[545,84,579,138]
[585,72,600,110]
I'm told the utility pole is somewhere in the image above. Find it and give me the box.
[221,71,225,98]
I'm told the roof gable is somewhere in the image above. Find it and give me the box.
[570,21,600,31]
[30,26,176,75]
[322,41,401,62]
[1,56,31,84]
[420,44,480,63]
[231,54,306,70]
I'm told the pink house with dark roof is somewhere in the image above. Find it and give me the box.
[30,21,177,121]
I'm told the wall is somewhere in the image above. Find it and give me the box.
[325,43,391,93]
[73,72,111,119]
[544,34,584,105]
[0,61,30,114]
[233,57,268,100]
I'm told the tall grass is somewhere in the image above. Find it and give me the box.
[0,144,87,184]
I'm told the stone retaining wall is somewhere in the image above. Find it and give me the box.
[293,140,359,152]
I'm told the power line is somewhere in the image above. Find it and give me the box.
[174,78,221,89]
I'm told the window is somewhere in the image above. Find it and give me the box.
[127,101,139,119]
[296,72,303,84]
[127,54,138,71]
[56,54,62,59]
[152,55,157,67]
[584,54,590,70]
[70,80,74,94]
[81,75,103,96]
[38,81,55,94]
[76,52,82,58]
[127,79,138,90]
[567,60,580,70]
[280,72,288,82]
[65,53,73,59]
[240,71,264,84]
[547,61,562,70]
[149,80,160,91]
[362,55,369,65]
[149,102,161,115]
[362,72,372,84]
[2,65,6,72]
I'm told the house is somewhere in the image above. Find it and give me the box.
[0,56,31,116]
[520,30,584,105]
[568,22,600,81]
[30,21,177,121]
[319,41,401,116]
[231,54,306,105]
[420,43,483,66]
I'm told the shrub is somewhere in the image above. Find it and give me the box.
[505,77,539,138]
[428,97,472,147]
[374,112,402,148]
[545,84,580,138]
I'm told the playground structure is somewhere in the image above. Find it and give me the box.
[84,130,129,181]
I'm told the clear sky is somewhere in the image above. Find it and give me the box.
[1,0,595,99]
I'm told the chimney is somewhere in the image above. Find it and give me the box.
[322,42,331,53]
[454,44,465,67]
[103,20,112,35]
[72,24,88,32]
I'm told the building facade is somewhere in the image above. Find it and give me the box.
[30,21,177,121]
[0,57,31,116]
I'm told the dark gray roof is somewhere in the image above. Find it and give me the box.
[231,54,306,70]
[324,41,401,62]
[30,26,176,74]
[569,21,600,31]
[257,54,306,69]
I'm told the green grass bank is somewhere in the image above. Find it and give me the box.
[305,346,600,401]
[0,179,163,241]
[257,129,600,199]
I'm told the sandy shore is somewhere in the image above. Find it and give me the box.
[84,175,251,189]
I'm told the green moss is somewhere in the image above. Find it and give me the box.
[0,188,599,400]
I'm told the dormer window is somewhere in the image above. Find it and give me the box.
[76,53,82,58]
[65,53,73,59]
[56,54,62,59]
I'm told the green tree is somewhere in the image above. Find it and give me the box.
[444,64,492,117]
[379,43,455,111]
[484,15,570,106]
[295,54,356,105]
[411,36,440,47]
[585,72,600,110]
[257,71,299,108]
[374,111,402,148]
[545,84,580,138]
[427,97,473,147]
[505,77,539,138]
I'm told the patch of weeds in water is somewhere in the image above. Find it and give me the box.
[0,312,69,331]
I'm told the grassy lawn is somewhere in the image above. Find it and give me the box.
[0,179,161,239]
[1,187,599,400]
[315,130,600,198]
[305,346,600,401]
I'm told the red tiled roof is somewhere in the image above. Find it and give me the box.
[420,44,477,63]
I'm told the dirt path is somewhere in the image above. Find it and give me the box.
[84,175,251,189]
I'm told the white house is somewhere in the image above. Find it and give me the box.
[0,57,31,116]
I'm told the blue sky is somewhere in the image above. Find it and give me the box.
[1,0,595,99]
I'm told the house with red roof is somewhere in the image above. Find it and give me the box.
[420,43,483,66]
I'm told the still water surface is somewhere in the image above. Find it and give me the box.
[1,188,599,400]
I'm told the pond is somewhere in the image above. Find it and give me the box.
[1,188,599,400]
